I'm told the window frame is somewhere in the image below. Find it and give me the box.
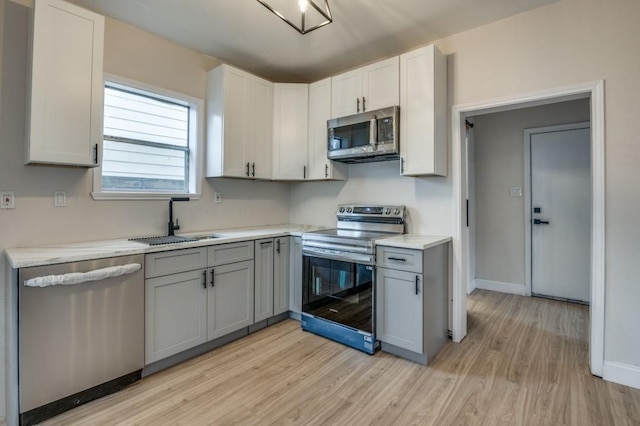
[92,74,204,200]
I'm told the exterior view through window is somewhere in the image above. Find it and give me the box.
[102,85,190,193]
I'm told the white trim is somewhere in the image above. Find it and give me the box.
[92,73,205,200]
[603,361,640,390]
[451,80,605,377]
[475,279,526,296]
[468,278,477,294]
[523,122,591,297]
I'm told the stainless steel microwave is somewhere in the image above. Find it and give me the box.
[327,106,399,163]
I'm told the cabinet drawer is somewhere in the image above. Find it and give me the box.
[208,241,255,266]
[146,248,207,278]
[376,246,423,273]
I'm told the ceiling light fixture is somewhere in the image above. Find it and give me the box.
[256,0,333,35]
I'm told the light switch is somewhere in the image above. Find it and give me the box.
[54,191,67,207]
[510,186,522,197]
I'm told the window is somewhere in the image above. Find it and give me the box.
[93,76,203,199]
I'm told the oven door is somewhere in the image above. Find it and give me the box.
[302,250,374,333]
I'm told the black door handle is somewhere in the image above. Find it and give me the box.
[210,268,215,287]
[533,219,550,225]
[202,270,207,289]
[415,275,420,295]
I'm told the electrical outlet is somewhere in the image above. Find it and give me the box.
[1,191,15,209]
[54,191,67,207]
[214,192,222,203]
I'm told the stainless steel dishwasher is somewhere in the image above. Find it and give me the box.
[18,254,145,425]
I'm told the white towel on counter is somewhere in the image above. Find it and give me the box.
[24,263,142,288]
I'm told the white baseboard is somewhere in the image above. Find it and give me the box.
[467,279,477,294]
[475,279,526,296]
[603,361,640,390]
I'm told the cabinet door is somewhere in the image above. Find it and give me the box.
[272,84,309,180]
[254,238,274,322]
[27,0,104,167]
[308,78,347,181]
[145,270,207,364]
[362,56,399,112]
[207,260,254,341]
[274,237,290,315]
[330,68,362,118]
[206,65,250,178]
[376,268,423,353]
[289,236,303,314]
[249,77,274,179]
[399,45,447,176]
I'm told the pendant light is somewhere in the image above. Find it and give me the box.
[256,0,333,34]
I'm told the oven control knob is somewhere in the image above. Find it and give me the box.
[339,207,345,213]
[393,208,401,215]
[385,208,391,214]
[346,207,353,213]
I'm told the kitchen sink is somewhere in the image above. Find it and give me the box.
[190,234,221,241]
[129,235,198,246]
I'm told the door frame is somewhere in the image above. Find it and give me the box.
[524,121,591,298]
[451,80,605,376]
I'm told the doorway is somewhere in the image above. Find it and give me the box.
[451,80,606,376]
[525,123,591,303]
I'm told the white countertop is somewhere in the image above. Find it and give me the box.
[5,225,452,268]
[4,224,324,268]
[375,235,452,250]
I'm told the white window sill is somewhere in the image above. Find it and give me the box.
[91,192,202,201]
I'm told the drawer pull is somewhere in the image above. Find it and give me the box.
[388,257,407,262]
[261,241,273,246]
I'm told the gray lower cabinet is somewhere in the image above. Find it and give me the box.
[375,243,448,365]
[207,260,254,340]
[207,241,255,340]
[255,238,275,322]
[145,241,255,364]
[145,248,208,364]
[274,237,290,315]
[289,236,302,316]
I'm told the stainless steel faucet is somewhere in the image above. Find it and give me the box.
[168,197,189,236]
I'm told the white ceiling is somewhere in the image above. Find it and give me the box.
[67,0,558,82]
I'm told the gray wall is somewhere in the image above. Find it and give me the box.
[472,100,591,288]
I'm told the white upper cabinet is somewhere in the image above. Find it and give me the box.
[272,84,309,180]
[307,78,347,181]
[399,45,447,177]
[206,64,273,179]
[26,0,104,167]
[330,56,399,118]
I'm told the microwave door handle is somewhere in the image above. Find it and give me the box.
[369,117,377,148]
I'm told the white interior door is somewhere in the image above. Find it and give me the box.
[530,125,591,303]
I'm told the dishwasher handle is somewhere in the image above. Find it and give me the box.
[24,263,142,288]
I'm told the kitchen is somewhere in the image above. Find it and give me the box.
[2,0,640,424]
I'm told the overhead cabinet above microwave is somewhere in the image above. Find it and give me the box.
[331,56,399,119]
[26,0,104,167]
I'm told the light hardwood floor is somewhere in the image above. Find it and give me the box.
[42,290,640,425]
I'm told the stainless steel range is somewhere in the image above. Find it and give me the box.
[301,204,406,354]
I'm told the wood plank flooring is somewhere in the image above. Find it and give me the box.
[41,290,640,425]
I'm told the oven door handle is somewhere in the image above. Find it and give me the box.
[302,240,371,254]
[302,247,374,265]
